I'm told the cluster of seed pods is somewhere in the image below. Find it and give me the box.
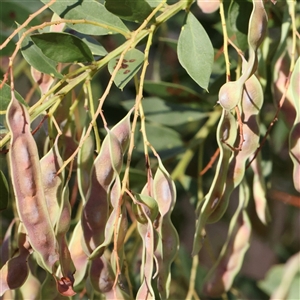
[132,155,179,300]
[193,0,268,293]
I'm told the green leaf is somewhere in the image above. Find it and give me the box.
[19,29,62,79]
[0,170,9,211]
[143,80,202,103]
[0,2,40,28]
[0,33,15,56]
[145,0,162,8]
[108,49,144,90]
[177,12,214,91]
[132,122,184,160]
[71,32,108,56]
[122,97,207,127]
[31,32,94,63]
[105,0,155,23]
[0,81,27,112]
[40,0,129,36]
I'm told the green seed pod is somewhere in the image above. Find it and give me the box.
[132,194,159,224]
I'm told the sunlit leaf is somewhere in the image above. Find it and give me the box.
[40,0,129,36]
[31,32,94,63]
[108,48,144,90]
[19,29,62,78]
[177,12,214,91]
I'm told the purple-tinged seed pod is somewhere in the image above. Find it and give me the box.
[288,57,300,192]
[68,221,88,287]
[111,108,133,153]
[81,130,122,254]
[192,111,237,255]
[0,225,32,296]
[6,94,59,273]
[203,183,251,297]
[40,139,63,226]
[55,185,76,291]
[153,156,179,300]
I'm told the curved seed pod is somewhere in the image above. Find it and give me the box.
[0,224,32,296]
[288,57,300,192]
[89,175,122,260]
[31,67,54,96]
[153,156,179,300]
[251,152,270,224]
[6,94,59,273]
[111,108,133,153]
[77,126,95,203]
[40,138,64,226]
[89,254,131,300]
[0,218,16,267]
[219,0,267,110]
[208,71,263,223]
[192,110,237,255]
[55,184,76,294]
[203,181,251,297]
[81,130,122,254]
[136,190,158,300]
[68,221,88,287]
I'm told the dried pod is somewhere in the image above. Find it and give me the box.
[288,57,300,192]
[6,94,59,273]
[203,182,251,297]
[153,156,179,299]
[81,130,122,254]
[0,225,32,296]
[40,139,64,226]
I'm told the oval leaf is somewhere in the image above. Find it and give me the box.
[105,0,155,23]
[19,29,62,78]
[108,48,144,90]
[40,0,129,36]
[177,12,214,91]
[31,32,94,63]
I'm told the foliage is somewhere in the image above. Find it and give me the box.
[0,0,299,299]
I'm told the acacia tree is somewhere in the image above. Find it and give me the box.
[0,0,299,299]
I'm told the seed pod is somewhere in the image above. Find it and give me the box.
[40,139,63,226]
[111,108,133,152]
[219,0,267,111]
[192,110,237,255]
[88,174,122,260]
[132,194,159,224]
[6,94,59,273]
[203,182,251,297]
[197,0,220,14]
[251,152,270,224]
[0,224,32,296]
[153,156,179,300]
[136,184,157,300]
[81,130,122,254]
[68,221,88,287]
[55,184,76,294]
[288,57,300,192]
[208,71,263,223]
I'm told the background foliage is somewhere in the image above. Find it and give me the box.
[0,0,299,299]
